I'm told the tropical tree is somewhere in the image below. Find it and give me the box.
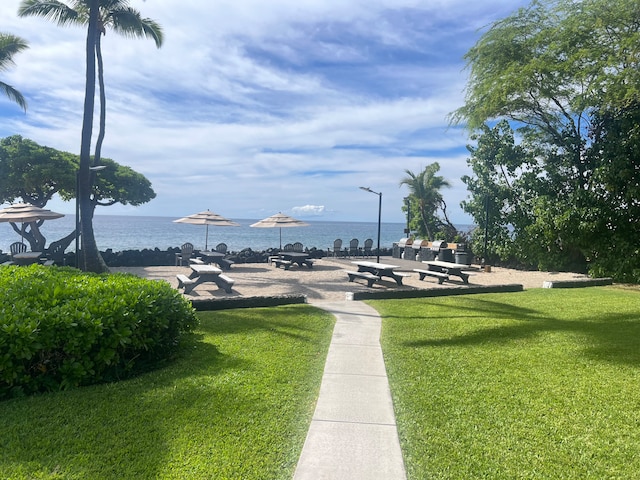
[453,0,640,280]
[0,32,29,111]
[399,162,455,240]
[0,135,156,253]
[18,0,163,271]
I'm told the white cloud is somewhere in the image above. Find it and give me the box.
[292,205,326,217]
[0,0,529,223]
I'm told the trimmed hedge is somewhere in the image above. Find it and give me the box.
[0,265,198,399]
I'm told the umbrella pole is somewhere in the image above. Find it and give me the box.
[280,227,282,250]
[205,224,209,251]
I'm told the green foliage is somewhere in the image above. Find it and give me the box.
[0,135,156,253]
[0,305,334,479]
[0,135,77,207]
[455,0,640,280]
[400,162,458,241]
[376,287,640,478]
[0,265,197,399]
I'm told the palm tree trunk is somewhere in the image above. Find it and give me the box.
[79,0,108,273]
[94,33,106,166]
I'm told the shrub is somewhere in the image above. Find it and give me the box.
[0,265,198,399]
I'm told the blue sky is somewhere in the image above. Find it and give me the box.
[0,0,528,223]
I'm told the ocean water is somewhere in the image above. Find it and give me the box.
[0,215,475,253]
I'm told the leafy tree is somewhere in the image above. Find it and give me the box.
[0,135,156,253]
[0,32,29,111]
[18,0,163,272]
[400,162,456,240]
[453,0,640,280]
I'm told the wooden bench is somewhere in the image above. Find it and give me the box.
[413,268,449,284]
[176,274,197,294]
[273,259,292,270]
[346,270,379,287]
[215,274,235,293]
[217,258,234,270]
[190,257,205,265]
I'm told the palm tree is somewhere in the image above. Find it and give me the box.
[400,162,451,240]
[18,0,163,272]
[0,33,29,111]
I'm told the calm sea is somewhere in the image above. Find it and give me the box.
[0,215,475,253]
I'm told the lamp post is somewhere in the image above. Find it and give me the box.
[75,165,106,269]
[359,187,382,263]
[404,196,411,236]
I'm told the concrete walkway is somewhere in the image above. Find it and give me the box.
[293,300,407,480]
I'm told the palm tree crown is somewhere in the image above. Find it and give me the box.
[400,162,451,239]
[18,0,163,47]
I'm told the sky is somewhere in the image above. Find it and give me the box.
[0,0,529,224]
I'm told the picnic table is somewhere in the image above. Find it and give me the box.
[176,264,235,294]
[12,251,43,266]
[273,252,315,270]
[348,260,408,286]
[420,260,472,284]
[197,250,234,270]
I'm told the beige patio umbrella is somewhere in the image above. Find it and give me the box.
[0,203,65,243]
[250,212,309,249]
[173,209,240,250]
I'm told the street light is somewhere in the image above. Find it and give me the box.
[359,186,382,263]
[75,165,106,269]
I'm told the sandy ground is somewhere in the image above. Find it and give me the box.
[111,257,594,304]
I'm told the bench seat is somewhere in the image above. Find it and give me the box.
[215,274,235,293]
[413,268,449,284]
[176,273,197,294]
[190,258,205,265]
[217,258,234,270]
[346,270,379,287]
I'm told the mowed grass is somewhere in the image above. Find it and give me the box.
[374,287,640,479]
[0,305,334,480]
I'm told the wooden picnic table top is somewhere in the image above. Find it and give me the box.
[423,260,472,270]
[13,251,43,265]
[352,260,400,271]
[191,264,222,275]
[199,250,225,258]
[279,251,309,258]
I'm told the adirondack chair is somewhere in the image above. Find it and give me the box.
[292,242,304,252]
[362,238,374,258]
[347,238,360,257]
[175,242,194,266]
[42,241,67,266]
[328,238,343,257]
[215,242,227,254]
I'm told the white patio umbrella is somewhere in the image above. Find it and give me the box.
[250,212,309,249]
[173,209,240,250]
[0,203,65,242]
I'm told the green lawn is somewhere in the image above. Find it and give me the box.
[374,287,640,479]
[0,305,334,480]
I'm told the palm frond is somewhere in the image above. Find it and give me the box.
[108,7,163,47]
[0,81,27,111]
[18,0,81,26]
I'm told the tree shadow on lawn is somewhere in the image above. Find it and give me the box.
[388,295,640,367]
[197,303,334,342]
